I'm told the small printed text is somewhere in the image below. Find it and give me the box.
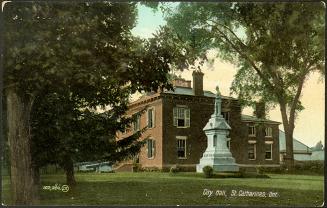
[202,188,279,198]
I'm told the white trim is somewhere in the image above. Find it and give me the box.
[265,127,273,138]
[147,107,155,129]
[177,136,187,159]
[173,107,190,128]
[133,114,141,132]
[265,142,273,160]
[248,140,257,144]
[146,138,155,159]
[176,104,188,108]
[248,125,256,137]
[248,142,256,160]
[222,111,230,123]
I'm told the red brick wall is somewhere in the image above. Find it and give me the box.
[118,93,280,170]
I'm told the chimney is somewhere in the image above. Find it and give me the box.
[192,71,204,96]
[254,101,266,119]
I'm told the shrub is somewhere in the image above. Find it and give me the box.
[203,166,214,178]
[132,163,142,172]
[143,167,160,172]
[256,165,264,174]
[169,166,179,174]
[296,160,324,174]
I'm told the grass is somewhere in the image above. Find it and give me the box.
[2,172,324,206]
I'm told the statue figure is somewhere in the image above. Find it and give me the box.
[216,85,221,96]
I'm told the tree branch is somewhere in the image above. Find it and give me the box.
[212,26,276,93]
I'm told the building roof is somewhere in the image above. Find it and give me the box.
[163,86,236,100]
[311,151,324,160]
[241,114,281,124]
[279,130,312,154]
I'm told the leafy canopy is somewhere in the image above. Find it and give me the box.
[4,2,190,167]
[165,2,325,109]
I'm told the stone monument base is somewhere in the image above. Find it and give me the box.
[196,153,239,172]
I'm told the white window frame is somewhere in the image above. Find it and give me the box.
[146,139,155,159]
[133,114,141,132]
[248,140,256,160]
[222,111,230,124]
[147,107,155,129]
[265,127,273,138]
[177,136,187,159]
[173,107,190,128]
[265,141,273,160]
[248,125,256,137]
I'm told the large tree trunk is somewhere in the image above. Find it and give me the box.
[63,155,76,187]
[6,87,39,205]
[279,102,295,170]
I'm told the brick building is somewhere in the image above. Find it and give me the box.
[118,71,281,171]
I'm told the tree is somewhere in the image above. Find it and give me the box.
[3,2,188,204]
[164,2,325,169]
[30,91,146,187]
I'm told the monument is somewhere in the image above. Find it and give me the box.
[196,85,239,172]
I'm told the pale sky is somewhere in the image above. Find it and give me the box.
[132,4,325,147]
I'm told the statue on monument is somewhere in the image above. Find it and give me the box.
[215,85,221,96]
[196,84,239,173]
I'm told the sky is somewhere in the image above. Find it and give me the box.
[131,4,325,147]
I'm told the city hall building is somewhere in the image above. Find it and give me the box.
[117,71,281,171]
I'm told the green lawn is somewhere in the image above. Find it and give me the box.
[2,172,324,206]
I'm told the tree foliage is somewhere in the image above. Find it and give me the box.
[3,2,189,204]
[164,2,325,168]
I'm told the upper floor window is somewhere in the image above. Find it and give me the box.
[248,141,256,160]
[265,127,272,137]
[133,114,140,132]
[222,111,230,124]
[248,125,256,137]
[147,108,155,128]
[173,107,190,128]
[177,136,187,159]
[265,142,273,160]
[147,139,155,159]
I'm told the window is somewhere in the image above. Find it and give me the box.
[248,142,256,160]
[147,139,155,159]
[133,114,140,132]
[213,135,217,147]
[177,136,187,158]
[265,142,273,160]
[265,127,272,137]
[248,125,256,137]
[147,108,155,128]
[173,107,190,128]
[222,112,230,124]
